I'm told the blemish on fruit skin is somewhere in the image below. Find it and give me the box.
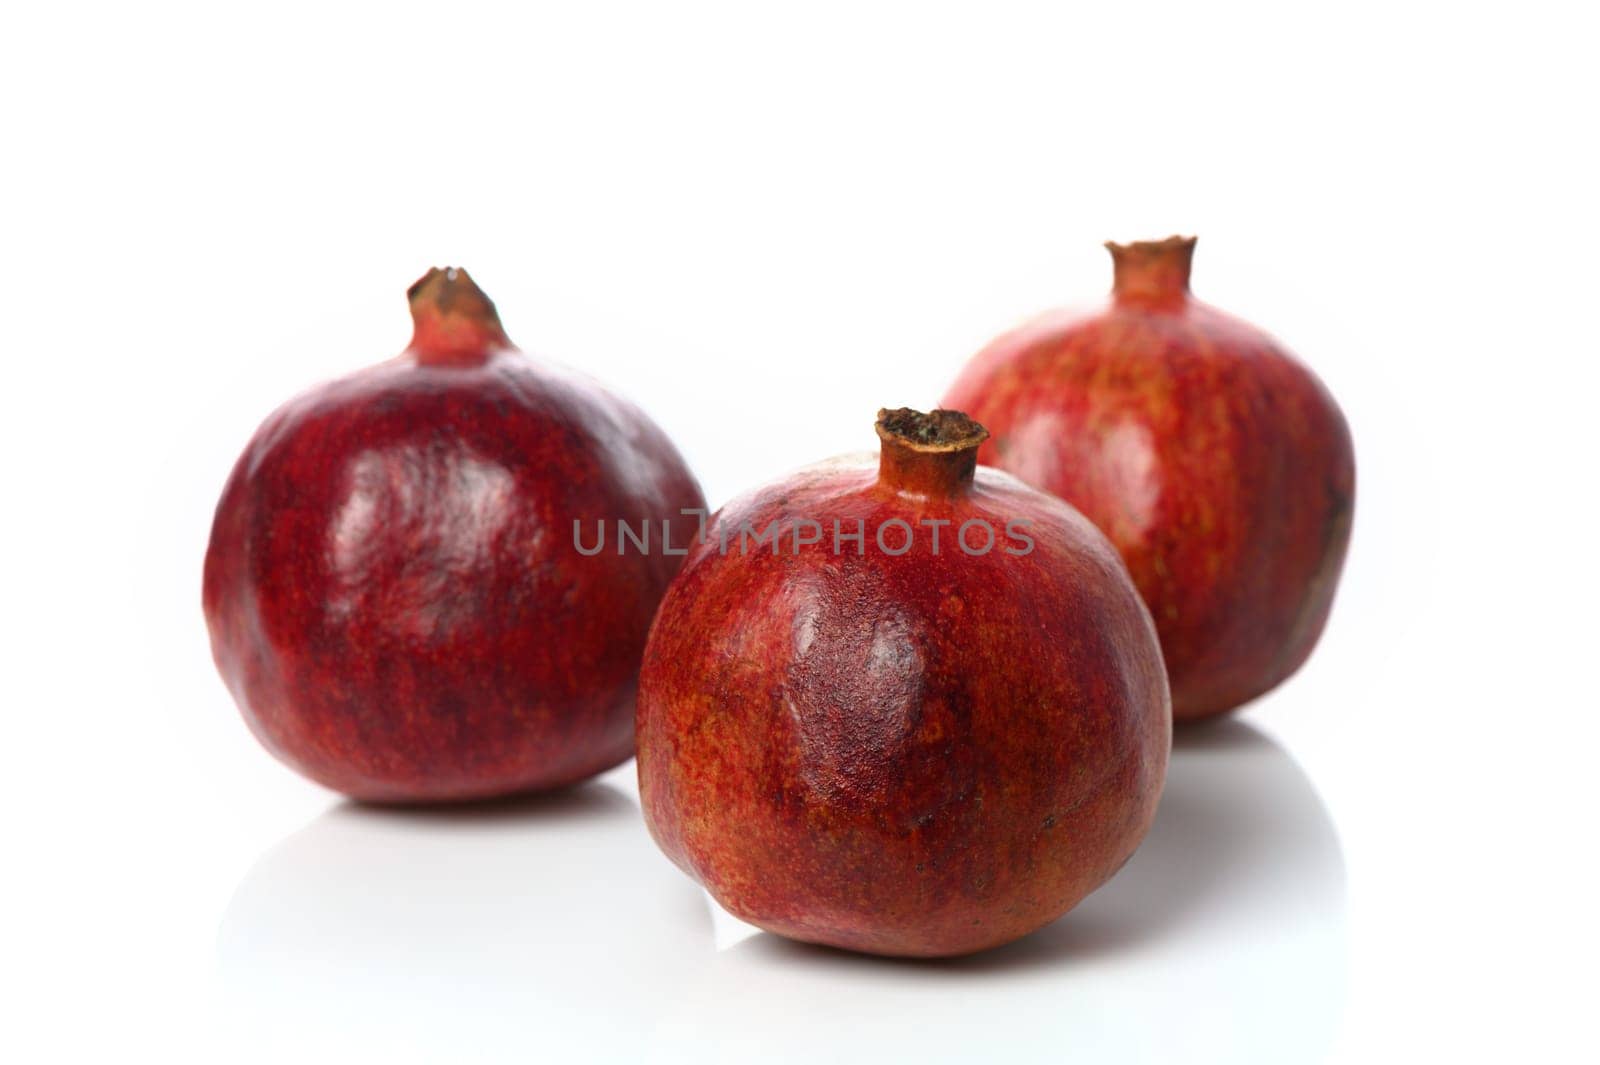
[944,238,1354,720]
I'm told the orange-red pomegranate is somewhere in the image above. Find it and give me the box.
[637,408,1170,957]
[945,237,1354,721]
[204,268,704,801]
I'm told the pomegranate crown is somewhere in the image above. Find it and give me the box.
[406,266,512,365]
[1106,235,1197,304]
[875,407,989,495]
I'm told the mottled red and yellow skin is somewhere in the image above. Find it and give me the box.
[944,238,1355,721]
[637,410,1170,957]
[204,269,703,802]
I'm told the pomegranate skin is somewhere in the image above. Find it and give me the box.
[204,268,704,802]
[637,409,1170,957]
[944,238,1355,721]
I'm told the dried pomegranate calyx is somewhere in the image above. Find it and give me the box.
[406,266,511,365]
[874,407,989,495]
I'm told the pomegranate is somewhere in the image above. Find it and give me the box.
[204,268,704,802]
[945,237,1355,721]
[637,408,1170,957]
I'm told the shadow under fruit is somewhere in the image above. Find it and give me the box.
[204,268,704,801]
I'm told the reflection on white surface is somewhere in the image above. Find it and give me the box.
[217,721,1344,1064]
[215,779,710,1062]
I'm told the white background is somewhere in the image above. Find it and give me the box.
[3,2,1596,1062]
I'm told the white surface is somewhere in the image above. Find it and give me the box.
[2,3,1596,1063]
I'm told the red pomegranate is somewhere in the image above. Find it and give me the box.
[204,268,704,801]
[637,408,1170,957]
[945,237,1355,721]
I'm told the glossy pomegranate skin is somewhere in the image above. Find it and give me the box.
[637,410,1170,957]
[944,238,1354,721]
[204,269,704,802]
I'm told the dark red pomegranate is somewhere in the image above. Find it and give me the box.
[204,268,704,802]
[945,237,1355,721]
[637,408,1169,957]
